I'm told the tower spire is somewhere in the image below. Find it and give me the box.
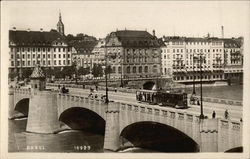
[57,10,64,35]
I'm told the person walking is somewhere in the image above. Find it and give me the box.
[212,111,216,118]
[224,109,229,119]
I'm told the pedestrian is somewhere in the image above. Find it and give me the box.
[224,109,229,119]
[58,85,61,91]
[96,85,98,91]
[212,111,216,118]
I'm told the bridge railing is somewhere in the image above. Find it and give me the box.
[190,95,242,106]
[13,88,32,95]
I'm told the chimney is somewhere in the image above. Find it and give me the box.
[152,29,155,36]
[40,28,43,32]
[12,27,16,31]
[221,26,224,38]
[27,28,30,32]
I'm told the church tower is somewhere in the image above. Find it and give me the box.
[57,11,64,35]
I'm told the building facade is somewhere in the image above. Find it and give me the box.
[68,34,97,69]
[161,36,225,83]
[105,30,162,79]
[92,38,106,66]
[161,36,243,84]
[9,29,73,76]
[9,13,73,79]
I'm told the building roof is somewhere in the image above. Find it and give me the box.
[163,36,224,43]
[30,65,46,79]
[9,29,67,47]
[106,30,161,48]
[222,38,241,48]
[67,34,97,54]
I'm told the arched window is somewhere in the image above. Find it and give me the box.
[145,66,148,73]
[118,66,121,73]
[112,67,116,73]
[127,66,130,73]
[133,66,136,73]
[139,66,142,73]
[153,65,158,73]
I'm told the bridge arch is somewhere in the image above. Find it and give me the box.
[14,98,30,117]
[120,121,199,152]
[59,107,105,135]
[143,81,155,90]
[225,146,243,152]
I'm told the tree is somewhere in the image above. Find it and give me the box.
[22,68,33,79]
[78,67,90,76]
[92,64,103,77]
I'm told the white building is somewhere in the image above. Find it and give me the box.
[161,36,225,83]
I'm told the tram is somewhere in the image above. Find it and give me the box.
[136,89,188,109]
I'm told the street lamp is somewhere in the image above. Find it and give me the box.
[104,44,109,104]
[192,53,196,95]
[199,53,205,119]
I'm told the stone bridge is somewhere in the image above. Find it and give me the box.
[9,87,243,152]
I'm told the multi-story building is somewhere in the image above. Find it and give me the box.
[105,30,162,79]
[92,38,106,66]
[68,34,97,68]
[9,13,73,79]
[223,37,243,83]
[161,36,225,83]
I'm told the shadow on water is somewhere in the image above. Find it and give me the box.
[9,118,104,152]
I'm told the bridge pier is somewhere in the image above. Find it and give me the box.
[26,90,60,134]
[8,88,15,119]
[103,102,120,151]
[199,119,219,152]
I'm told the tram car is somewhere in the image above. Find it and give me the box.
[136,90,188,109]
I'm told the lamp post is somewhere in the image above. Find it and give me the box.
[192,53,196,95]
[104,44,109,104]
[199,53,205,119]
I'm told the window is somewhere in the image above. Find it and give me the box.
[63,60,65,65]
[33,48,35,52]
[54,60,56,65]
[43,48,45,52]
[59,54,61,58]
[22,61,25,65]
[27,48,30,52]
[38,48,40,52]
[139,66,142,73]
[43,54,45,58]
[48,54,50,58]
[37,54,40,58]
[11,61,14,66]
[33,54,35,58]
[27,54,30,59]
[11,54,14,59]
[54,54,56,58]
[22,54,25,58]
[17,61,20,66]
[68,60,70,65]
[63,54,65,58]
[145,66,148,73]
[48,61,50,65]
[68,54,70,58]
[33,61,36,65]
[133,66,136,73]
[58,48,61,52]
[43,61,46,65]
[127,66,130,73]
[59,60,61,65]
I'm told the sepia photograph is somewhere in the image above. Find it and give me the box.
[1,1,249,159]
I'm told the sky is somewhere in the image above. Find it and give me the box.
[2,1,250,39]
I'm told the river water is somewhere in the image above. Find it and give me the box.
[9,118,104,153]
[9,118,157,153]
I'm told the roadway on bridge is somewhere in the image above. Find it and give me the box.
[47,86,242,121]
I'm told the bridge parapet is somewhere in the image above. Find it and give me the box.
[14,88,32,95]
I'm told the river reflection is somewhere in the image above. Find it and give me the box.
[9,119,104,152]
